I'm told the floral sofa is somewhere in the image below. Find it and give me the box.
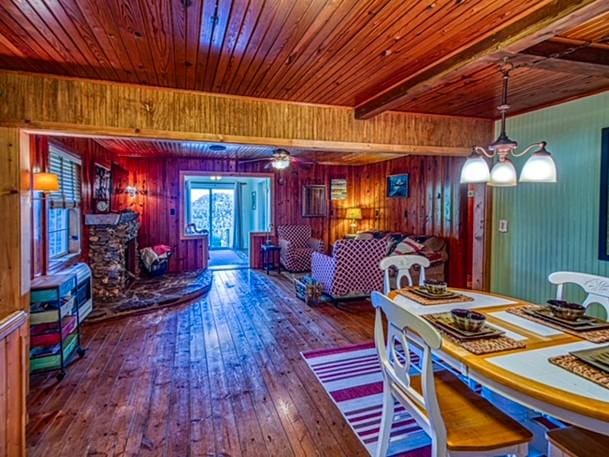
[311,239,388,299]
[277,225,324,272]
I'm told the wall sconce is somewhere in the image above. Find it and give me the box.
[120,185,147,197]
[125,186,137,198]
[33,172,59,198]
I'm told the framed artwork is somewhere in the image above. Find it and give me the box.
[252,191,257,210]
[330,178,347,200]
[387,173,409,198]
[302,185,327,217]
[93,163,112,213]
[599,127,609,260]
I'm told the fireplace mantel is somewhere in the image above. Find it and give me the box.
[85,211,139,226]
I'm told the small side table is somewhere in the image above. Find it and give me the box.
[261,243,281,274]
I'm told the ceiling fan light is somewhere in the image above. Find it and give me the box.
[488,159,517,187]
[272,158,290,170]
[460,155,490,184]
[519,146,557,183]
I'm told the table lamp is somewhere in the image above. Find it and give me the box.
[346,207,362,232]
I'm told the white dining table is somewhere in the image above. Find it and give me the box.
[390,289,609,436]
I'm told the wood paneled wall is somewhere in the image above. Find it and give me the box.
[30,136,123,276]
[0,126,29,457]
[114,153,468,285]
[0,71,491,157]
[0,311,28,457]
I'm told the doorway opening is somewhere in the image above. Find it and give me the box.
[184,174,272,270]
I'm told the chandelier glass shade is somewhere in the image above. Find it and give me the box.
[488,158,517,187]
[460,62,557,186]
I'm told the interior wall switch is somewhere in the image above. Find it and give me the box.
[498,219,508,233]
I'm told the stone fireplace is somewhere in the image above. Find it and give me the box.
[86,211,140,301]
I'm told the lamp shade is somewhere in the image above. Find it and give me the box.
[488,159,517,187]
[33,172,59,192]
[346,207,362,220]
[460,155,490,184]
[519,145,557,183]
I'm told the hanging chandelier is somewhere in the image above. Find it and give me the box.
[460,62,557,186]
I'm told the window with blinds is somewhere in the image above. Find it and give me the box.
[48,147,82,209]
[47,146,82,260]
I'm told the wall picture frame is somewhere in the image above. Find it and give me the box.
[93,163,112,213]
[302,185,327,217]
[598,127,609,260]
[330,178,347,200]
[387,173,409,198]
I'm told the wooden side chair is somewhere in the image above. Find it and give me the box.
[379,254,430,294]
[548,271,609,319]
[546,426,609,457]
[371,291,532,457]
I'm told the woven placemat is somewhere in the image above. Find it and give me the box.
[549,355,609,389]
[397,288,474,306]
[424,314,526,355]
[507,306,609,343]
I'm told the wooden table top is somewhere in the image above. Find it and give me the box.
[389,289,609,424]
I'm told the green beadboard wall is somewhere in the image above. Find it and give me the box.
[490,91,609,315]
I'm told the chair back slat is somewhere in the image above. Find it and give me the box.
[379,255,431,293]
[548,271,609,319]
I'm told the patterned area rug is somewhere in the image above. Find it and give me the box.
[302,342,433,457]
[87,269,213,323]
[302,342,554,457]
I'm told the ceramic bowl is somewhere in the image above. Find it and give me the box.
[451,308,486,333]
[547,300,586,321]
[424,279,448,295]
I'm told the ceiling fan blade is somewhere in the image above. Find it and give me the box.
[239,157,272,165]
[292,157,316,166]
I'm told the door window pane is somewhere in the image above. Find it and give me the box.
[189,188,211,233]
[211,189,234,248]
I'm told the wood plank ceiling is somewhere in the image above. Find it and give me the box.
[393,10,609,117]
[93,138,405,165]
[1,0,608,121]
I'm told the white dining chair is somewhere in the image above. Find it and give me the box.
[371,291,532,457]
[548,271,609,319]
[379,254,430,294]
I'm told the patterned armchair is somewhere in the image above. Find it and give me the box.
[277,225,324,272]
[311,239,388,299]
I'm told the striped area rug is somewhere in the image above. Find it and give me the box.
[303,342,556,457]
[302,342,432,457]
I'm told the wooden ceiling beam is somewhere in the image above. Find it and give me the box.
[0,70,492,157]
[354,0,609,120]
[515,38,609,77]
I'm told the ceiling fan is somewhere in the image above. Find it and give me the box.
[239,148,314,170]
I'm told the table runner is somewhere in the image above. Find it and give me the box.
[393,291,516,316]
[549,355,609,390]
[507,306,609,343]
[396,288,474,306]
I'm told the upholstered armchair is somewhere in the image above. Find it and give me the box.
[311,239,388,299]
[277,225,324,272]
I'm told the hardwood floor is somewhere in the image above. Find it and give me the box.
[27,269,375,456]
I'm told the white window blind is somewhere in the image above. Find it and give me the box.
[48,147,82,209]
